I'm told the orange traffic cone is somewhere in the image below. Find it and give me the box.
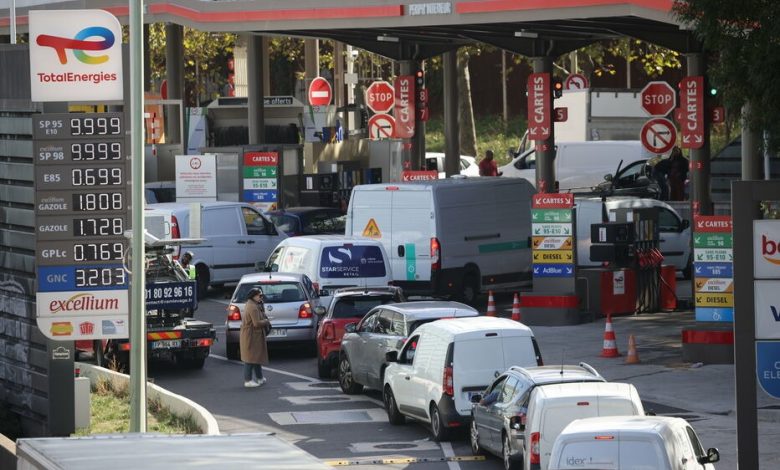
[486,291,497,317]
[600,315,621,358]
[511,293,522,322]
[625,334,640,364]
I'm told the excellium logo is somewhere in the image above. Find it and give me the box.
[36,26,115,65]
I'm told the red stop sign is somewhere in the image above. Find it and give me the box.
[365,81,395,114]
[640,81,676,116]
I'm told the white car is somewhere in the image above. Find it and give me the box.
[425,153,481,178]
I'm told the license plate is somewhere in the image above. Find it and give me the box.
[152,339,181,349]
[268,328,287,337]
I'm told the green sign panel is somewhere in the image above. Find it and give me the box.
[243,166,278,178]
[693,233,732,249]
[532,209,572,223]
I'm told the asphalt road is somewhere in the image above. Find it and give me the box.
[147,283,739,470]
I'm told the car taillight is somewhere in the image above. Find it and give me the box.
[442,365,453,396]
[430,237,441,272]
[171,215,182,259]
[299,303,313,319]
[322,322,336,340]
[227,305,241,321]
[195,338,213,347]
[119,343,131,351]
[530,432,540,465]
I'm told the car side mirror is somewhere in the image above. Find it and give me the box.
[314,306,326,316]
[255,261,266,272]
[681,219,690,230]
[345,323,357,333]
[319,288,330,297]
[470,394,482,404]
[699,448,720,464]
[604,174,613,182]
[385,350,398,363]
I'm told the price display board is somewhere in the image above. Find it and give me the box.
[34,112,130,340]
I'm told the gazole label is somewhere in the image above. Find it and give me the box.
[532,236,572,251]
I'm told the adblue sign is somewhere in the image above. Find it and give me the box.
[754,220,780,278]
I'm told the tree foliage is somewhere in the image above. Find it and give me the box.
[674,0,780,151]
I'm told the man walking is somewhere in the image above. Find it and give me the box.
[478,149,503,176]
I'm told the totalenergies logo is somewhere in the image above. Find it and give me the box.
[36,26,115,65]
[762,235,780,266]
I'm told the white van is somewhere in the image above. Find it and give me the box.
[262,235,393,305]
[146,202,287,297]
[549,416,720,470]
[383,317,542,441]
[346,178,535,304]
[500,141,654,192]
[521,382,645,470]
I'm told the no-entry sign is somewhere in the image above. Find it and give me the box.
[640,81,676,116]
[527,73,551,140]
[308,77,332,106]
[564,73,589,90]
[368,114,396,140]
[680,76,704,149]
[365,81,395,114]
[640,118,677,154]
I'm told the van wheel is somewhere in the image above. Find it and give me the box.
[469,420,482,455]
[338,355,363,394]
[196,264,210,299]
[317,357,332,379]
[430,404,450,442]
[384,387,405,425]
[503,433,521,470]
[460,274,479,306]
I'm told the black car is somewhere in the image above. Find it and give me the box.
[267,207,346,236]
[589,159,661,199]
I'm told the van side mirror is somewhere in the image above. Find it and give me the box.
[604,174,613,182]
[385,350,398,363]
[699,448,720,464]
[345,323,357,333]
[314,306,326,316]
[319,288,330,297]
[681,219,690,230]
[255,261,266,272]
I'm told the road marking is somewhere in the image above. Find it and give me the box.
[325,455,484,466]
[348,439,440,453]
[439,441,461,470]
[209,354,319,382]
[281,394,378,406]
[205,298,231,306]
[269,408,387,425]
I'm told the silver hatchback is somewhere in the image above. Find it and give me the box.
[225,272,321,360]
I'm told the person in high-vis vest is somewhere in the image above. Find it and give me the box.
[179,251,196,280]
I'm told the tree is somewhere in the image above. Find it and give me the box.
[674,0,780,152]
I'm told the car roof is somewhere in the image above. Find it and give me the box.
[560,416,685,436]
[416,316,533,335]
[535,382,635,400]
[280,235,384,245]
[332,286,401,298]
[147,201,251,212]
[377,301,477,319]
[508,365,605,384]
[237,272,308,284]
[354,177,531,191]
[269,207,340,215]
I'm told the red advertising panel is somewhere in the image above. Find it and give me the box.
[532,193,574,209]
[527,73,551,140]
[244,151,278,166]
[694,216,733,233]
[680,76,704,149]
[401,170,438,181]
[394,76,416,138]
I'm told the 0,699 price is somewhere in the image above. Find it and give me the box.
[72,167,123,186]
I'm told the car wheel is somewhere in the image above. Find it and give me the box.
[384,386,405,425]
[470,420,482,455]
[460,273,479,306]
[317,357,332,379]
[503,433,521,470]
[226,342,239,361]
[338,355,363,394]
[196,264,210,299]
[430,404,450,442]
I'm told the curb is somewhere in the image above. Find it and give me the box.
[76,362,220,435]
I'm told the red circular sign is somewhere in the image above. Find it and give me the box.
[564,73,589,90]
[308,77,332,106]
[640,118,677,154]
[368,114,396,140]
[365,81,395,114]
[640,81,676,116]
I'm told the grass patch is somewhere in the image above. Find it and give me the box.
[74,376,201,436]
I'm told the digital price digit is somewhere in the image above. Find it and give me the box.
[71,167,123,186]
[71,192,123,211]
[73,242,125,262]
[75,267,126,288]
[73,217,124,237]
[70,116,122,136]
[71,142,123,161]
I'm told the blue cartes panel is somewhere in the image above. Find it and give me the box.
[756,341,780,399]
[693,262,733,278]
[695,307,734,322]
[532,264,574,277]
[243,189,277,202]
[38,265,126,292]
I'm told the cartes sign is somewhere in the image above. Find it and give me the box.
[29,9,124,102]
[680,76,704,149]
[527,73,551,140]
[532,193,574,209]
[401,170,437,181]
[394,76,416,138]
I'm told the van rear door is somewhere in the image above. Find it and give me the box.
[501,334,541,368]
[540,400,604,467]
[452,336,506,414]
[390,189,432,283]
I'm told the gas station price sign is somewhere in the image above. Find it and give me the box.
[34,112,130,340]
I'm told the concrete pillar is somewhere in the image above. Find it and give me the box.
[143,24,151,92]
[533,56,556,193]
[686,53,712,215]
[443,50,459,176]
[247,34,266,145]
[165,23,184,144]
[334,41,344,108]
[262,36,271,96]
[741,102,761,180]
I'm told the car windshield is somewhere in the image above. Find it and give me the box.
[331,295,397,319]
[233,281,305,303]
[269,214,300,234]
